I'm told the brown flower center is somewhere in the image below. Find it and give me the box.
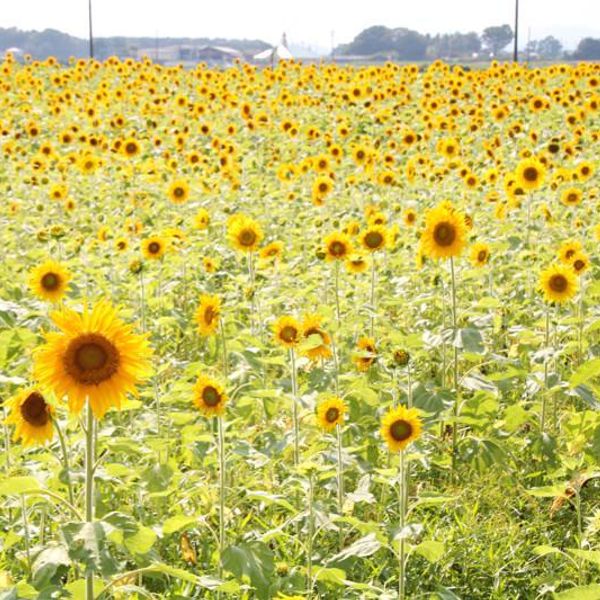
[173,186,185,198]
[125,142,138,155]
[318,182,329,193]
[477,250,488,263]
[202,386,221,407]
[21,392,49,427]
[433,222,456,247]
[148,241,161,254]
[41,272,60,290]
[204,306,216,325]
[239,228,257,247]
[64,333,120,385]
[364,231,384,249]
[390,419,412,441]
[280,325,298,344]
[325,407,340,423]
[573,259,585,272]
[549,274,568,293]
[567,193,578,204]
[329,241,347,257]
[522,167,539,182]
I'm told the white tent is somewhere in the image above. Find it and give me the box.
[254,34,293,63]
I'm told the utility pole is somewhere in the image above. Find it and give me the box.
[513,0,519,62]
[88,0,94,59]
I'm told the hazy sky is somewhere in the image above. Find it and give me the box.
[2,0,599,50]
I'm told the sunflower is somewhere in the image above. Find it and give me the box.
[34,301,153,418]
[539,264,578,304]
[142,236,167,260]
[515,158,546,191]
[571,252,590,275]
[273,316,301,349]
[469,242,490,268]
[324,231,352,261]
[312,176,334,204]
[353,337,377,371]
[122,137,141,158]
[380,405,422,452]
[5,388,54,447]
[403,209,417,227]
[557,240,582,264]
[227,215,263,253]
[114,237,129,252]
[420,204,467,260]
[259,241,284,262]
[316,397,347,431]
[194,208,210,230]
[359,225,388,253]
[203,257,220,273]
[195,294,221,336]
[346,253,368,274]
[193,374,227,417]
[301,314,332,361]
[560,187,582,207]
[29,260,72,303]
[167,179,190,204]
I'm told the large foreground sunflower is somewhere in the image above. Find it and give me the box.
[380,405,422,452]
[29,260,72,303]
[5,388,54,447]
[420,204,467,260]
[273,316,301,349]
[193,374,227,417]
[34,301,153,418]
[227,215,263,253]
[539,264,578,304]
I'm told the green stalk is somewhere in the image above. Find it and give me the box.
[85,400,95,600]
[398,450,406,600]
[54,418,75,508]
[450,257,460,472]
[21,495,32,578]
[334,260,341,327]
[336,424,344,515]
[541,306,550,433]
[290,348,300,466]
[217,416,226,578]
[370,255,377,337]
[307,471,314,600]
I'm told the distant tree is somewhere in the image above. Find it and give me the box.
[482,25,513,56]
[428,32,481,59]
[573,37,600,60]
[537,36,563,60]
[346,26,394,55]
[338,26,428,59]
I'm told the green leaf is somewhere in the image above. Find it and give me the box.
[123,526,156,555]
[31,544,70,589]
[162,515,198,535]
[0,477,41,495]
[221,542,274,599]
[414,540,445,563]
[533,544,563,557]
[454,328,484,354]
[567,549,600,567]
[502,404,530,432]
[63,578,104,600]
[554,584,600,599]
[313,566,346,585]
[570,358,600,388]
[61,522,118,577]
[526,484,567,498]
[327,533,381,563]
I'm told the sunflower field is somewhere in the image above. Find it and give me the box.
[0,54,599,599]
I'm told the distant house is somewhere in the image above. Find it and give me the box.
[136,44,242,65]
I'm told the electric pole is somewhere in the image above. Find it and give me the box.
[88,0,94,59]
[513,0,519,62]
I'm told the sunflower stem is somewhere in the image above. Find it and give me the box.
[450,257,460,474]
[370,255,376,337]
[217,415,226,580]
[334,260,341,327]
[307,470,314,600]
[138,270,146,334]
[541,305,550,433]
[577,274,585,367]
[290,348,300,466]
[20,494,32,579]
[336,423,344,516]
[54,417,75,508]
[2,403,11,472]
[398,450,406,600]
[85,400,95,600]
[220,318,228,380]
[407,363,413,409]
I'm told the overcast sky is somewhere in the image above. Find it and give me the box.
[2,0,599,50]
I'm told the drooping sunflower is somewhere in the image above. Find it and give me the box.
[301,314,332,361]
[515,158,546,191]
[353,337,377,372]
[167,179,190,204]
[29,260,72,303]
[380,405,422,452]
[316,397,347,432]
[324,231,353,261]
[469,242,490,268]
[142,236,167,260]
[560,187,582,207]
[194,208,210,230]
[227,215,263,253]
[359,225,388,253]
[195,294,221,336]
[539,264,578,304]
[34,301,153,418]
[5,388,54,447]
[346,253,368,274]
[420,204,467,260]
[273,316,301,349]
[557,239,582,264]
[193,374,227,417]
[571,252,590,275]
